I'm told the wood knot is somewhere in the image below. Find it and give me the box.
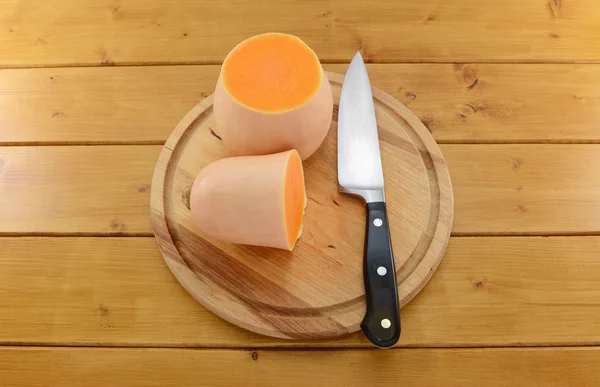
[52,111,65,118]
[473,280,484,289]
[138,184,150,193]
[455,64,479,90]
[462,66,479,90]
[421,13,435,23]
[251,352,259,361]
[404,90,416,102]
[98,304,110,316]
[458,104,476,118]
[516,204,528,213]
[100,47,115,66]
[420,116,436,132]
[512,157,523,171]
[110,218,127,232]
[549,32,560,39]
[318,10,332,18]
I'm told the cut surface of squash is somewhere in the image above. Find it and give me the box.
[284,149,306,249]
[222,33,322,112]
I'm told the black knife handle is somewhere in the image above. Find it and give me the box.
[360,201,401,348]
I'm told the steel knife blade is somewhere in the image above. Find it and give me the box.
[337,51,401,348]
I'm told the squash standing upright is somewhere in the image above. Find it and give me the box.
[213,32,333,160]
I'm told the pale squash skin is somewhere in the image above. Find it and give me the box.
[189,150,305,251]
[213,69,333,160]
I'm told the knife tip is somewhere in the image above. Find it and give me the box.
[352,51,364,63]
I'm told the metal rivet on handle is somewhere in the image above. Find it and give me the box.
[381,319,391,329]
[373,218,383,227]
[377,266,387,276]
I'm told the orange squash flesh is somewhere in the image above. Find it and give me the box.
[284,150,305,250]
[222,33,322,112]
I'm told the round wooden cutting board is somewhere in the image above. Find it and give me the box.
[150,72,454,340]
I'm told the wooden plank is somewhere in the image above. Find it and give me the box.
[0,66,219,144]
[0,237,267,347]
[2,64,600,144]
[379,63,600,143]
[1,0,599,66]
[3,236,600,347]
[446,144,600,234]
[2,346,600,386]
[2,145,600,235]
[0,146,158,234]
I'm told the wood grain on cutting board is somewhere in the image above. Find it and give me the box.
[150,73,453,339]
[1,0,599,66]
[1,64,600,144]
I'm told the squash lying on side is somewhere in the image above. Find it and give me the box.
[189,150,306,251]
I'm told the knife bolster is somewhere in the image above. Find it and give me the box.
[339,187,385,203]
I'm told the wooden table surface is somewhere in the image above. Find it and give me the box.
[1,0,600,385]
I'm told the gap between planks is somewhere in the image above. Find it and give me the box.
[1,59,600,71]
[6,140,600,146]
[3,233,600,238]
[5,343,600,351]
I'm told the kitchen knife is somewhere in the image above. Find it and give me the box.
[337,51,401,348]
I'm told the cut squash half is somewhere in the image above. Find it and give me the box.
[213,32,333,160]
[190,149,306,251]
